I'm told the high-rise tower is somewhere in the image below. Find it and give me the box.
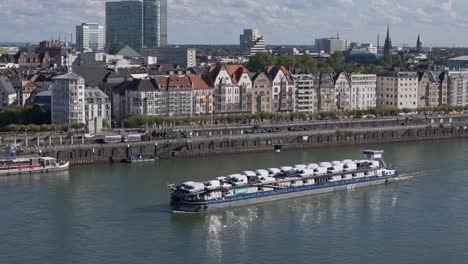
[143,0,168,48]
[106,0,168,52]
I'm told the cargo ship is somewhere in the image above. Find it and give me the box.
[170,150,398,213]
[0,156,70,176]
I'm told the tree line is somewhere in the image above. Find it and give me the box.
[0,105,85,133]
[245,51,406,74]
[123,105,468,128]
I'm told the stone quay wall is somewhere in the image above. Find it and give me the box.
[18,123,468,166]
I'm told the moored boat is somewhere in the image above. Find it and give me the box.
[170,150,398,212]
[0,156,70,176]
[125,155,158,163]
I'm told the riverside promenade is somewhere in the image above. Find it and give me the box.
[4,114,468,165]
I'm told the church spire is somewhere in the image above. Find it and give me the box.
[383,25,393,67]
[417,34,422,53]
[383,25,392,57]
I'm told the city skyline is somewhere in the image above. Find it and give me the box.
[0,0,467,47]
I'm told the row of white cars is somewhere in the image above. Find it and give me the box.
[179,159,381,194]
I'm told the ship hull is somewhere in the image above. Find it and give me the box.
[171,176,397,213]
[0,162,70,176]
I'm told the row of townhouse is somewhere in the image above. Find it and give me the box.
[19,67,468,131]
[208,64,295,115]
[292,70,450,113]
[111,75,214,123]
[293,73,377,113]
[377,71,448,109]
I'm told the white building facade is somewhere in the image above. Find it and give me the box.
[377,72,419,109]
[293,74,318,113]
[447,70,468,106]
[85,87,111,133]
[51,73,86,124]
[76,22,105,51]
[349,74,377,110]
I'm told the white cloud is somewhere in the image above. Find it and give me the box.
[0,0,468,46]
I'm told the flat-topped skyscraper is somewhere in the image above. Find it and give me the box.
[106,0,167,53]
[143,0,167,48]
[76,22,105,51]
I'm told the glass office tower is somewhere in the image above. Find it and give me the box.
[106,0,167,52]
[105,1,144,52]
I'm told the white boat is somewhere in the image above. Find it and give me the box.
[0,156,70,176]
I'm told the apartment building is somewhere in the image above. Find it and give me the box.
[189,75,214,115]
[418,71,448,107]
[377,71,419,109]
[51,72,86,124]
[447,70,468,106]
[334,72,351,111]
[349,74,377,110]
[317,73,336,112]
[293,74,318,113]
[266,66,294,113]
[208,64,252,114]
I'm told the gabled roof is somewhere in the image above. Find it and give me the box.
[52,72,83,80]
[0,76,16,94]
[117,45,141,57]
[418,71,441,83]
[72,64,109,86]
[127,78,158,92]
[319,73,335,87]
[265,65,293,82]
[104,70,133,84]
[167,75,192,91]
[113,78,158,94]
[113,80,133,95]
[85,87,108,99]
[252,72,272,84]
[155,75,191,91]
[208,64,250,85]
[189,75,212,90]
[333,72,350,83]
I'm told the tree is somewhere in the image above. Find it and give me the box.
[276,55,297,68]
[327,51,345,72]
[245,52,276,72]
[392,54,406,70]
[300,55,319,73]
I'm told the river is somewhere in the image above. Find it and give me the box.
[1,139,468,264]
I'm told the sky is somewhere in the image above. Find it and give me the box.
[0,0,467,47]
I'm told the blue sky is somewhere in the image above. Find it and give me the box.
[0,0,467,47]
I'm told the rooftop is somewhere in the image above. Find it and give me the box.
[52,72,83,80]
[448,56,468,61]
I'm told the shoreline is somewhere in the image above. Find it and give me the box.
[13,122,468,166]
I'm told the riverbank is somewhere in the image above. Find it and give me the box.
[14,120,468,166]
